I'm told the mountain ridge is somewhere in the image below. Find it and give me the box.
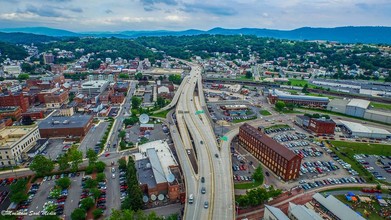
[0,26,390,44]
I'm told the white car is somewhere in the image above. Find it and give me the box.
[112,174,116,179]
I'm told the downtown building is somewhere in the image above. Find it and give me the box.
[239,123,301,181]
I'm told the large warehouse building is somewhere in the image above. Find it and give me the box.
[268,89,329,107]
[337,120,391,139]
[38,115,93,141]
[327,98,391,124]
[239,123,302,181]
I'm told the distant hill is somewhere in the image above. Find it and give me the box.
[0,32,58,44]
[2,26,391,44]
[0,27,81,37]
[0,41,28,60]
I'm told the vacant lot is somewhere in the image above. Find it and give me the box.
[330,141,391,156]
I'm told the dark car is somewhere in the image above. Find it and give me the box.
[201,177,205,183]
[265,172,270,177]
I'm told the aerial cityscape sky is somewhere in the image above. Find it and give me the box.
[0,0,390,31]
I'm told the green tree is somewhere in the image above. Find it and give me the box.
[252,166,264,183]
[168,74,182,85]
[57,154,70,171]
[131,96,142,110]
[376,184,381,190]
[29,155,54,177]
[10,179,28,204]
[302,84,309,93]
[275,101,286,111]
[56,177,71,190]
[155,96,166,109]
[90,188,101,201]
[286,102,295,111]
[85,179,98,189]
[119,73,130,79]
[245,71,253,79]
[80,197,95,210]
[68,146,83,172]
[71,208,86,220]
[86,60,102,69]
[118,158,127,170]
[118,130,126,140]
[96,173,106,183]
[92,209,104,219]
[17,73,30,82]
[86,149,98,166]
[135,72,143,80]
[95,161,106,173]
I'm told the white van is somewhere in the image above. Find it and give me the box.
[188,194,194,204]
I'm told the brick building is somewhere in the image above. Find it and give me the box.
[268,89,329,108]
[110,93,125,104]
[0,107,22,121]
[295,115,336,135]
[22,110,45,119]
[239,123,301,181]
[38,115,93,141]
[0,93,30,112]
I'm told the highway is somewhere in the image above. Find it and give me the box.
[153,75,189,114]
[175,63,234,220]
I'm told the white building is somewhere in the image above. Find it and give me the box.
[0,126,40,166]
[80,80,109,97]
[337,120,391,139]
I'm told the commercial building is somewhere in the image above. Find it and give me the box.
[288,202,323,220]
[0,125,40,166]
[38,115,93,141]
[22,109,45,119]
[268,89,329,107]
[134,140,184,202]
[80,80,109,97]
[295,115,336,135]
[345,99,370,118]
[239,123,302,181]
[337,120,391,139]
[312,193,365,220]
[0,93,30,112]
[0,107,22,121]
[43,53,54,64]
[263,205,289,220]
[26,138,49,158]
[327,98,391,124]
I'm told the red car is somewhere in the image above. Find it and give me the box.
[97,205,106,210]
[120,185,128,189]
[105,153,110,157]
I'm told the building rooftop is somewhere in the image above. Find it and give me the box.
[146,148,167,184]
[27,138,49,154]
[241,123,297,160]
[288,202,323,220]
[138,140,178,179]
[38,115,92,130]
[338,120,391,135]
[265,205,289,220]
[0,126,38,148]
[312,193,365,220]
[347,99,370,109]
[271,89,329,102]
[81,80,108,89]
[135,157,157,189]
[0,106,20,113]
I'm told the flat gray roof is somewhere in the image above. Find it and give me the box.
[136,158,157,189]
[313,193,365,220]
[265,205,289,220]
[38,115,92,130]
[146,148,167,184]
[347,99,370,109]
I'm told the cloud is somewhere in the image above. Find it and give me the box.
[22,5,65,17]
[181,3,237,16]
[140,0,178,6]
[105,9,113,14]
[69,7,83,13]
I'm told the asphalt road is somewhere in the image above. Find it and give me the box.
[105,164,120,216]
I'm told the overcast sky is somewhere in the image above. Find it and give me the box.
[0,0,390,32]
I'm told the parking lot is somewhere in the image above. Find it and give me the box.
[355,154,391,182]
[25,172,82,220]
[125,123,170,145]
[79,121,109,156]
[207,102,259,122]
[231,153,254,183]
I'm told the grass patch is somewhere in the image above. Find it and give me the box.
[330,141,391,156]
[259,110,272,116]
[234,180,263,189]
[151,110,170,118]
[288,79,316,88]
[274,107,301,114]
[237,75,254,81]
[370,102,391,111]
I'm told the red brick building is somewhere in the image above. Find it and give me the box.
[308,118,336,135]
[110,93,125,104]
[0,107,22,121]
[0,93,30,112]
[38,115,93,141]
[239,123,301,181]
[22,110,45,119]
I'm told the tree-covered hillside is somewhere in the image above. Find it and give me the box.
[0,42,28,61]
